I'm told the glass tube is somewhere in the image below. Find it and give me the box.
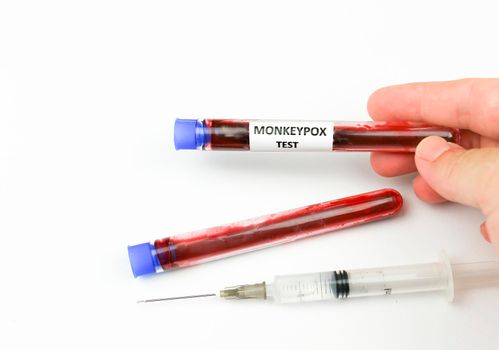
[174,118,461,152]
[128,189,403,277]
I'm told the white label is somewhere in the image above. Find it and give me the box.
[249,120,334,151]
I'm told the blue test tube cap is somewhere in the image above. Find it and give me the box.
[174,118,205,150]
[128,243,157,278]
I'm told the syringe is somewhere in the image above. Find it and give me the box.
[138,253,499,304]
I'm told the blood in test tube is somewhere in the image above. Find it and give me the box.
[174,118,460,152]
[128,189,403,277]
[331,121,460,152]
[204,119,250,150]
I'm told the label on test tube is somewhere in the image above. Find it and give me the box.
[249,120,334,151]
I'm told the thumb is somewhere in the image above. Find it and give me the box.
[414,136,499,252]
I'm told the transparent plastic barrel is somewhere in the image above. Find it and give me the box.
[268,262,452,303]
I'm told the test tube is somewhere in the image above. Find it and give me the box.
[174,118,461,152]
[128,189,403,277]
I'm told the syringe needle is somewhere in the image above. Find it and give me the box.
[137,293,216,303]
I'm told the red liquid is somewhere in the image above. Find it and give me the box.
[204,119,250,150]
[332,122,461,152]
[154,189,403,271]
[201,119,460,152]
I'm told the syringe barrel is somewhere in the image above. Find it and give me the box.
[174,118,460,152]
[127,189,403,277]
[347,263,449,298]
[268,262,452,303]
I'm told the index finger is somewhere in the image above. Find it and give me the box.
[367,78,499,140]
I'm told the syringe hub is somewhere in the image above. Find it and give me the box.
[220,282,267,300]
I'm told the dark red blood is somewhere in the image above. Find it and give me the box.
[204,119,250,150]
[202,120,460,152]
[333,122,461,152]
[154,189,403,271]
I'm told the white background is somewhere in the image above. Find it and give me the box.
[1,1,499,349]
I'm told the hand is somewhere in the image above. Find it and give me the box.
[368,78,499,253]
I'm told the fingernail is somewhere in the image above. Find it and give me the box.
[416,136,451,162]
[480,222,491,243]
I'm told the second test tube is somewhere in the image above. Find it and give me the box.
[128,189,403,277]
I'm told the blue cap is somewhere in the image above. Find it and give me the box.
[128,243,158,278]
[174,118,206,150]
